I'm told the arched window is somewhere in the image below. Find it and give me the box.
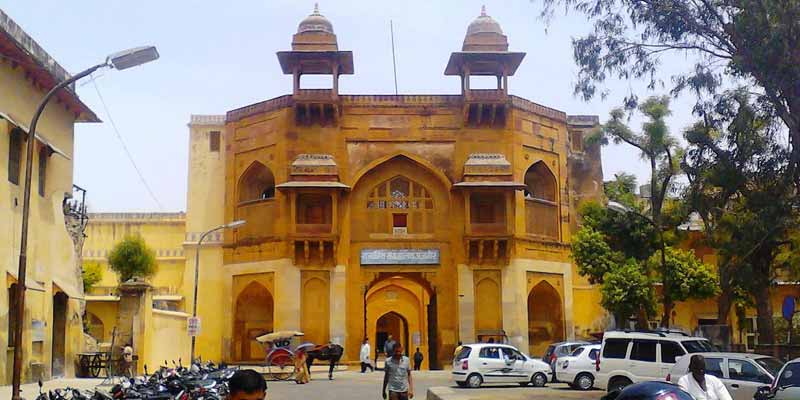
[366,176,434,234]
[524,162,559,238]
[238,161,275,203]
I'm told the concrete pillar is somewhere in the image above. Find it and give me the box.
[116,280,152,373]
[457,264,475,344]
[329,264,347,346]
[502,261,528,352]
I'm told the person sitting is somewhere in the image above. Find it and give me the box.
[228,369,267,400]
[678,355,732,400]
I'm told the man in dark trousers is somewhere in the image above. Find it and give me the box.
[412,347,423,371]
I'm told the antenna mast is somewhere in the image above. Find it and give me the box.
[390,20,399,95]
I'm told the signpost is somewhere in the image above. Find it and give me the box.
[188,316,201,337]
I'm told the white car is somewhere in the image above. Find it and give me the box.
[666,352,782,400]
[596,330,715,392]
[452,343,552,388]
[555,344,601,390]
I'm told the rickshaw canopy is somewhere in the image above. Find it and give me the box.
[256,330,304,343]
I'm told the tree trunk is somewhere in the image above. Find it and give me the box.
[716,266,733,325]
[755,285,775,344]
[661,300,673,328]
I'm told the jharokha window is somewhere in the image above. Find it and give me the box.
[470,192,507,234]
[524,162,559,239]
[238,161,275,203]
[366,176,434,234]
[296,193,332,233]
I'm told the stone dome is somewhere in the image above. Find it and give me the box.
[297,3,334,34]
[466,6,503,36]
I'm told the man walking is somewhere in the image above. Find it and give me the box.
[412,347,423,371]
[382,344,413,400]
[360,338,374,373]
[384,334,397,357]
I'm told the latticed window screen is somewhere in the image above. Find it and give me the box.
[367,177,434,233]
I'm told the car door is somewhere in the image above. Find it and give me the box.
[628,339,660,382]
[727,358,773,400]
[658,341,686,380]
[477,346,507,383]
[502,348,530,383]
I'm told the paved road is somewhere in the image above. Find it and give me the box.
[0,370,605,400]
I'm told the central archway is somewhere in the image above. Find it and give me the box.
[376,312,409,356]
[234,282,274,362]
[365,276,431,368]
[528,281,564,357]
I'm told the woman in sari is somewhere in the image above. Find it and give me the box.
[294,348,310,384]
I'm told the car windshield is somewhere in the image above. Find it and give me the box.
[681,340,714,353]
[755,357,784,377]
[777,362,800,388]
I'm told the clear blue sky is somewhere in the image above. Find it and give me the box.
[2,0,699,212]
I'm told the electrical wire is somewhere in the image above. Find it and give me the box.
[90,78,165,210]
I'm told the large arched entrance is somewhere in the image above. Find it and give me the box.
[366,275,433,368]
[234,282,274,361]
[52,291,68,377]
[376,312,409,355]
[528,281,564,357]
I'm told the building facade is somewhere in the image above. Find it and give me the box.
[80,6,794,370]
[0,8,97,383]
[190,6,606,367]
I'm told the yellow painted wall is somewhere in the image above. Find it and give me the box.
[0,54,89,383]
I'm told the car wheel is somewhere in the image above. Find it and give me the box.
[608,377,632,392]
[455,381,467,388]
[575,373,594,391]
[531,372,547,387]
[466,373,483,389]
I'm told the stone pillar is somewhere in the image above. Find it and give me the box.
[329,264,347,347]
[116,280,152,372]
[502,261,528,352]
[275,266,301,331]
[457,264,475,344]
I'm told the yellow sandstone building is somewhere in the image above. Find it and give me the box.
[84,6,608,369]
[0,9,97,383]
[82,6,797,371]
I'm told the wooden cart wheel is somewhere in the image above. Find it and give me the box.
[79,355,91,377]
[266,348,295,381]
[89,354,103,378]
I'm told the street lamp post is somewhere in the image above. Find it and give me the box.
[190,220,246,363]
[607,201,669,327]
[11,46,159,400]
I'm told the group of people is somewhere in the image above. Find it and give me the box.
[359,335,425,373]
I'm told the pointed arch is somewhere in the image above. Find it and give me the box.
[524,161,559,238]
[350,152,452,190]
[474,276,502,332]
[524,161,557,201]
[238,161,275,203]
[234,281,274,361]
[528,281,564,356]
[301,276,330,345]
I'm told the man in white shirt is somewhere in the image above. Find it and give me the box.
[360,338,374,373]
[678,355,733,400]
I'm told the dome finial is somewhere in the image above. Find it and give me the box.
[313,3,320,14]
[481,5,487,16]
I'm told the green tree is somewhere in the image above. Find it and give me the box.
[82,261,103,292]
[108,235,157,283]
[651,247,719,306]
[683,90,798,343]
[539,0,800,180]
[604,172,639,208]
[590,96,685,325]
[601,260,657,326]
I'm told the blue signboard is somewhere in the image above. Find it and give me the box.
[783,296,796,321]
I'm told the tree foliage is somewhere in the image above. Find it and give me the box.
[651,247,719,304]
[683,89,798,343]
[600,260,657,325]
[82,261,103,292]
[108,235,157,283]
[539,0,800,179]
[604,172,639,207]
